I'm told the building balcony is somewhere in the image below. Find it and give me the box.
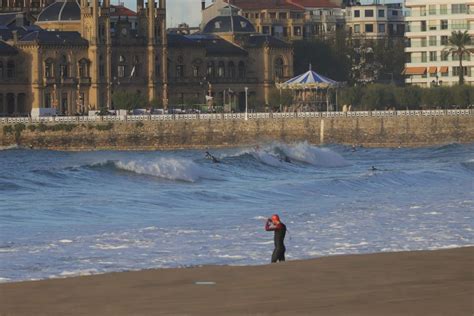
[169,77,259,84]
[79,77,91,85]
[45,77,56,85]
[60,77,76,85]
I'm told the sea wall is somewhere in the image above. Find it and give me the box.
[1,111,473,150]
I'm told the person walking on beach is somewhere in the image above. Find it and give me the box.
[265,214,286,263]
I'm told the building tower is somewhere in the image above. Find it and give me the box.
[80,0,111,110]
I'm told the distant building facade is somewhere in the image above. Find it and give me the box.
[0,0,292,116]
[202,0,344,41]
[344,2,404,40]
[404,0,474,87]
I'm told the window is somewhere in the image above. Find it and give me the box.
[274,57,284,79]
[118,55,126,78]
[421,52,427,62]
[45,93,51,108]
[451,20,467,30]
[238,61,245,78]
[451,4,467,14]
[378,23,385,33]
[192,66,199,77]
[155,56,160,78]
[207,61,214,77]
[217,61,225,77]
[354,10,360,17]
[453,66,468,76]
[428,20,437,30]
[45,59,53,78]
[430,51,437,61]
[354,24,360,33]
[0,61,3,79]
[378,9,384,17]
[7,60,15,78]
[421,38,427,47]
[441,20,448,30]
[118,65,125,78]
[255,13,259,18]
[391,10,398,16]
[440,5,447,14]
[441,35,448,45]
[364,10,373,17]
[441,51,449,61]
[428,5,436,15]
[421,21,426,31]
[228,61,235,78]
[278,12,286,19]
[429,36,437,46]
[293,26,301,36]
[59,55,69,78]
[176,65,184,78]
[365,24,374,33]
[79,59,89,78]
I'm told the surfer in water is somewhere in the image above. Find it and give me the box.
[370,166,378,171]
[205,151,220,163]
[265,214,287,263]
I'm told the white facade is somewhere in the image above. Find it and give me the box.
[345,3,405,39]
[404,0,474,87]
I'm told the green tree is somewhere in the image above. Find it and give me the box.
[268,88,293,111]
[394,86,422,110]
[112,91,147,110]
[444,31,473,85]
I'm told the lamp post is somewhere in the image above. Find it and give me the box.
[244,86,248,120]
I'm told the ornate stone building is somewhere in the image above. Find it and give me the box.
[0,0,292,116]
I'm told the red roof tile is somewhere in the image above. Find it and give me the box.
[288,0,340,8]
[110,5,136,17]
[226,0,304,11]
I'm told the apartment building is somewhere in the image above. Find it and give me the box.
[345,3,405,39]
[202,0,344,41]
[404,0,474,87]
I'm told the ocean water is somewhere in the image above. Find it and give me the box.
[0,142,473,282]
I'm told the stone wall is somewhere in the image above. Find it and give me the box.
[1,115,473,150]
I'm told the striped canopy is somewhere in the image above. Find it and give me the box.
[277,70,339,89]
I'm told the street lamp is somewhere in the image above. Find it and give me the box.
[244,87,248,120]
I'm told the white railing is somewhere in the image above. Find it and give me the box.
[0,109,472,125]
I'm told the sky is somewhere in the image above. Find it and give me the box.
[122,0,202,27]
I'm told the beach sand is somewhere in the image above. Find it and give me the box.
[1,247,472,315]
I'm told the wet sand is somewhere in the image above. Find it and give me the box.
[1,247,472,315]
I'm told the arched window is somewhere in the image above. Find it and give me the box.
[228,61,235,78]
[238,61,245,78]
[217,61,225,78]
[6,60,15,78]
[99,54,105,78]
[59,55,68,78]
[207,61,215,77]
[45,58,54,78]
[274,57,284,79]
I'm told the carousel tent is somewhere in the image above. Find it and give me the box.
[277,69,339,89]
[275,68,341,111]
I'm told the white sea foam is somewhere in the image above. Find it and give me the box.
[114,158,207,182]
[56,269,99,278]
[279,142,349,167]
[59,239,73,243]
[251,151,284,167]
[92,243,129,250]
[0,277,11,283]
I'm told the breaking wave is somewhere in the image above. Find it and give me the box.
[223,142,349,167]
[89,158,209,182]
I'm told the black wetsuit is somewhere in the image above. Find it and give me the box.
[265,221,286,263]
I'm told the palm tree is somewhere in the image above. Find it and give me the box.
[444,31,473,85]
